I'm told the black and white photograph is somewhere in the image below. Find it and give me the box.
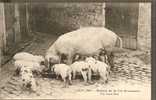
[0,2,151,99]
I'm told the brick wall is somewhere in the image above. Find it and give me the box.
[29,3,105,35]
[137,3,151,51]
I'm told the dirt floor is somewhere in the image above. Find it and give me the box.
[0,32,151,100]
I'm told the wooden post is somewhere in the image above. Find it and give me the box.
[26,3,30,34]
[19,3,30,39]
[0,3,6,67]
[14,3,21,43]
[102,3,105,27]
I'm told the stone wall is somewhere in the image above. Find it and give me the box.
[29,3,151,51]
[29,3,105,35]
[137,3,151,51]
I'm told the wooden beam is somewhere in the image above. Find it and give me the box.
[0,3,6,67]
[0,0,152,3]
[14,3,21,43]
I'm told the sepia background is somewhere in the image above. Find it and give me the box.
[0,2,151,99]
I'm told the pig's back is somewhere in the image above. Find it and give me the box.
[54,27,117,54]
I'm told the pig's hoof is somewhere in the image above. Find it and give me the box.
[62,83,68,88]
[105,80,108,84]
[99,81,106,84]
[62,85,66,88]
[83,82,89,86]
[62,85,68,88]
[88,81,94,84]
[36,93,40,96]
[69,82,72,85]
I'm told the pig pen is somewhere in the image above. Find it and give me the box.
[0,32,151,99]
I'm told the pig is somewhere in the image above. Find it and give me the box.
[45,27,122,69]
[85,57,110,83]
[20,67,37,92]
[13,52,45,65]
[14,60,45,76]
[52,64,72,87]
[70,61,91,83]
[98,49,110,65]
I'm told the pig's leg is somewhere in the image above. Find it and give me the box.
[67,54,74,65]
[68,73,72,85]
[31,81,37,92]
[44,58,50,71]
[99,70,108,84]
[109,52,114,70]
[72,70,76,79]
[81,71,87,83]
[14,67,21,76]
[59,55,62,64]
[62,78,67,88]
[56,74,59,80]
[88,68,93,84]
[105,71,109,83]
[99,72,106,84]
[106,51,114,70]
